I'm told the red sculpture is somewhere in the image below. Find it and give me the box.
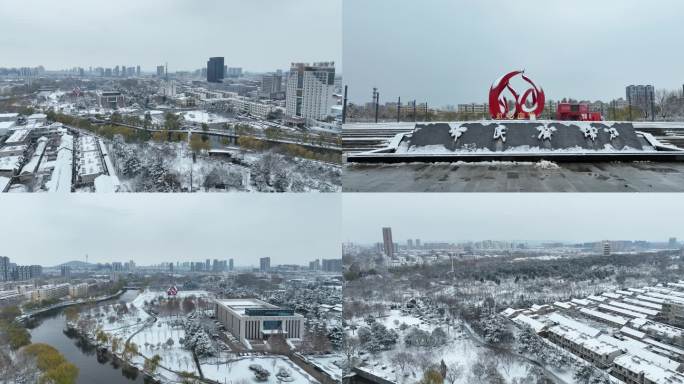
[489,70,545,120]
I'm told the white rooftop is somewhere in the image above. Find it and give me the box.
[217,298,278,315]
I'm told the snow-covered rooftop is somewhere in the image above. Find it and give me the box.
[216,298,278,315]
[5,129,30,144]
[46,134,73,193]
[547,313,602,337]
[0,155,22,172]
[513,314,547,333]
[579,307,629,326]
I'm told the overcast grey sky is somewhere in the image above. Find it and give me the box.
[0,0,341,72]
[344,0,684,106]
[0,194,340,267]
[343,194,683,244]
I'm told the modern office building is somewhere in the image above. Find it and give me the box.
[156,65,165,77]
[207,57,225,83]
[285,62,335,121]
[260,257,271,272]
[96,91,125,109]
[214,298,304,347]
[382,227,394,257]
[229,258,234,271]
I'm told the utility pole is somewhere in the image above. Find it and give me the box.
[375,91,380,123]
[424,102,428,122]
[397,97,401,122]
[342,85,348,124]
[372,88,380,123]
[413,100,417,122]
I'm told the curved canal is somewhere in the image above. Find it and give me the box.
[26,290,149,384]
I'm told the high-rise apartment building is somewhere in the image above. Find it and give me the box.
[286,62,335,121]
[0,256,9,281]
[603,240,611,256]
[207,57,225,83]
[322,258,343,272]
[626,85,655,118]
[227,67,242,78]
[382,227,394,257]
[260,257,271,272]
[260,73,283,98]
[60,265,71,280]
[669,237,678,249]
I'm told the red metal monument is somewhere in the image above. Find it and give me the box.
[489,70,545,120]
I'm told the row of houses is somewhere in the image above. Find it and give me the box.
[506,282,684,384]
[0,282,97,306]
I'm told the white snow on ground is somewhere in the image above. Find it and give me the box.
[397,144,657,155]
[178,110,230,124]
[306,355,343,381]
[201,355,319,384]
[377,310,429,331]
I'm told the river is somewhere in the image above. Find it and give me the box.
[26,290,150,384]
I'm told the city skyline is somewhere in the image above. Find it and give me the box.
[0,0,341,72]
[344,0,684,106]
[342,194,684,244]
[0,194,341,266]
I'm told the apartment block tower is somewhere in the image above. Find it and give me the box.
[285,62,335,121]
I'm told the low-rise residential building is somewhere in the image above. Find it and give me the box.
[4,129,31,145]
[77,135,105,185]
[69,283,89,298]
[662,302,684,327]
[31,283,69,302]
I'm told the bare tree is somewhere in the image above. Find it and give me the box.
[390,351,416,375]
[445,363,464,384]
[343,337,360,371]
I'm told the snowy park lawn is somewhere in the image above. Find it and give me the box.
[129,317,198,375]
[376,310,433,332]
[201,355,319,384]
